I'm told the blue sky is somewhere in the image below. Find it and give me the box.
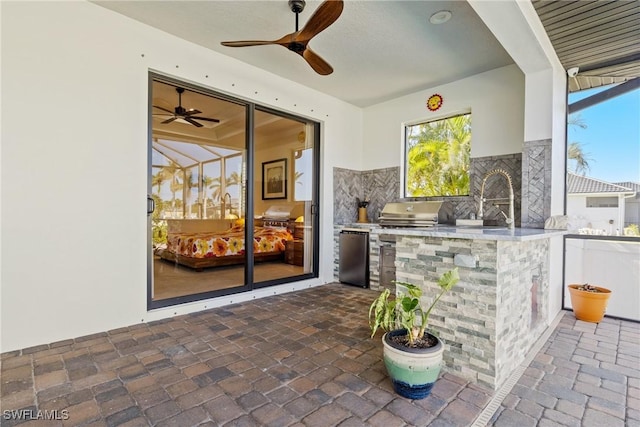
[568,85,640,184]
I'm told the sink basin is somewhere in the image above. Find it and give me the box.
[455,218,501,227]
[455,219,483,227]
[455,225,508,232]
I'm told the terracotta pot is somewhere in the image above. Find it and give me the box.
[568,284,611,323]
[382,329,443,399]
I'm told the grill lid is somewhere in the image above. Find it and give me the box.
[379,201,452,227]
[263,205,292,219]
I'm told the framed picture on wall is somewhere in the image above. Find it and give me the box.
[262,158,287,200]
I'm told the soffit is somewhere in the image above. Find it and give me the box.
[532,0,640,93]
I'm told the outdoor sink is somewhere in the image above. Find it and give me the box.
[455,218,501,227]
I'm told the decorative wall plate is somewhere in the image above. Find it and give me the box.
[427,94,443,111]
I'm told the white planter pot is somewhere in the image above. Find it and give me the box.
[382,329,444,399]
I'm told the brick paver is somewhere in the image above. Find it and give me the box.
[489,313,640,427]
[2,285,637,426]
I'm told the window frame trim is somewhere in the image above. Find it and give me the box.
[401,109,472,199]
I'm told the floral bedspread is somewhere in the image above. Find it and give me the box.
[166,225,293,259]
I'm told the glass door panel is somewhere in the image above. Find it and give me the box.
[149,78,247,306]
[148,74,319,309]
[253,110,316,284]
[293,141,316,275]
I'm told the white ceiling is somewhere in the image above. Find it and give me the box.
[152,79,306,150]
[93,0,515,107]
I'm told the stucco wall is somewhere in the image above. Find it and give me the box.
[1,1,568,353]
[361,64,526,170]
[1,1,362,352]
[565,239,640,321]
[567,195,626,233]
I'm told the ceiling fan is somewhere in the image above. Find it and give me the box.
[153,87,220,128]
[221,0,343,76]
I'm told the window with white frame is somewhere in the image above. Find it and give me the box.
[404,113,471,197]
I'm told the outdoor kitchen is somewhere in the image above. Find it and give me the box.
[332,162,567,390]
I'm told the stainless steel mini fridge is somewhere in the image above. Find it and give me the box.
[338,230,369,288]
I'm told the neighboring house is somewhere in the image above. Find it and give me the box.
[567,173,636,234]
[614,181,640,227]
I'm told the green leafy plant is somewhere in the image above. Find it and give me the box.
[624,224,639,236]
[369,268,459,347]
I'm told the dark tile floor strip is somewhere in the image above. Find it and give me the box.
[1,284,638,427]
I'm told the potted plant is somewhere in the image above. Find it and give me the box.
[567,283,611,323]
[369,268,459,399]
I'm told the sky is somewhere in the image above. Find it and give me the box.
[568,85,640,184]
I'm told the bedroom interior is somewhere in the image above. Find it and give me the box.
[150,76,316,304]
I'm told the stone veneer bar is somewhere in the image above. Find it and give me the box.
[334,225,566,390]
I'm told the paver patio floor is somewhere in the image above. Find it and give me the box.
[1,283,638,426]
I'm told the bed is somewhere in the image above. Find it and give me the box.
[159,223,293,271]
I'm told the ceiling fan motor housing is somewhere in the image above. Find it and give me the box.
[289,0,305,13]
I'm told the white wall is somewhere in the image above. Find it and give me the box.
[362,65,525,169]
[0,1,362,352]
[1,0,570,352]
[565,239,640,321]
[626,198,640,226]
[567,195,626,234]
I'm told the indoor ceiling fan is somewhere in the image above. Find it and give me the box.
[153,87,220,128]
[221,0,343,76]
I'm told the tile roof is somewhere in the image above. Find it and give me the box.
[613,181,640,193]
[567,173,635,194]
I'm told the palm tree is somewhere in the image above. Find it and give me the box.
[183,169,198,217]
[201,175,216,218]
[567,142,592,175]
[207,176,222,201]
[226,171,241,189]
[225,171,242,215]
[406,114,471,196]
[567,114,592,175]
[151,169,166,195]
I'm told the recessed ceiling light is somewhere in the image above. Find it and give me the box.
[430,10,452,25]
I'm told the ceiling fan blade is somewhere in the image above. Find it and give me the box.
[302,47,334,75]
[221,40,279,47]
[184,117,204,127]
[297,0,344,43]
[191,116,221,123]
[183,109,203,116]
[153,105,175,114]
[161,117,177,124]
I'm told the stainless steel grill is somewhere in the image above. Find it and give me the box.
[379,201,453,227]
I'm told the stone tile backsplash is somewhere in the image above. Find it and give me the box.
[333,167,399,224]
[333,153,524,226]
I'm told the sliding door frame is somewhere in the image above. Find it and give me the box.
[147,72,320,310]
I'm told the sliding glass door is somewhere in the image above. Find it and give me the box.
[147,74,318,309]
[252,109,317,285]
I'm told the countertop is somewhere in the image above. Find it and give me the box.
[338,223,568,241]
